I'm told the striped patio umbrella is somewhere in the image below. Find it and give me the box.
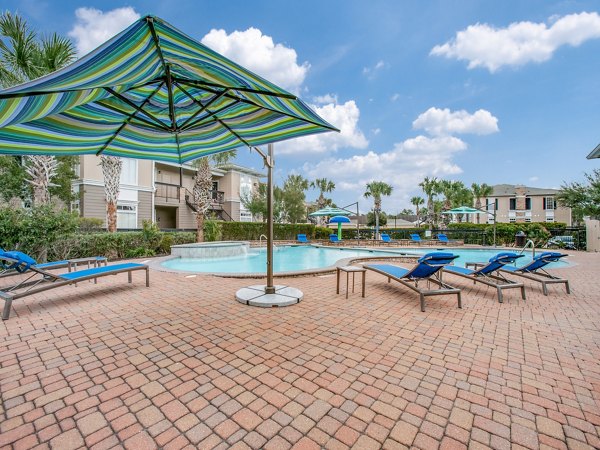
[0,15,338,303]
[308,206,351,216]
[0,15,337,161]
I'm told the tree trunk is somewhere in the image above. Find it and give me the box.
[25,155,57,207]
[107,200,117,232]
[196,211,205,242]
[100,155,123,233]
[475,197,481,224]
[428,197,434,230]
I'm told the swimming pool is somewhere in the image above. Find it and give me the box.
[160,245,570,274]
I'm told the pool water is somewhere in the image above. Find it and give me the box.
[160,245,570,274]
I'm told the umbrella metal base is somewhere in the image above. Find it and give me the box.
[235,285,303,307]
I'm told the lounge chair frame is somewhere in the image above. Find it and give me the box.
[366,259,462,312]
[1,258,149,320]
[0,256,108,279]
[444,263,526,303]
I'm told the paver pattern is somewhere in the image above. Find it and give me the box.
[1,251,599,449]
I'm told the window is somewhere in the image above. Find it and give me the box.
[509,198,516,210]
[525,197,531,210]
[117,204,137,228]
[509,218,516,223]
[525,218,531,223]
[120,158,138,185]
[212,181,218,191]
[546,217,554,223]
[543,197,556,210]
[240,211,253,222]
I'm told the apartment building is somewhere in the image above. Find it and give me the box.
[470,184,572,226]
[72,156,264,229]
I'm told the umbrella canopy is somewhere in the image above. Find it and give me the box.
[0,15,336,162]
[329,215,350,240]
[328,215,351,224]
[308,207,351,217]
[441,206,487,214]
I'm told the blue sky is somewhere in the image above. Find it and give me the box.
[5,0,600,212]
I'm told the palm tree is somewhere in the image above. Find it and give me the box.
[310,178,335,225]
[99,156,122,232]
[0,12,75,206]
[410,196,424,225]
[471,183,493,223]
[191,150,237,242]
[364,181,393,239]
[419,176,440,229]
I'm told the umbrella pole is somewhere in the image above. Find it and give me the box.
[265,144,275,294]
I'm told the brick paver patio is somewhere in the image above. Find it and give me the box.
[1,251,599,449]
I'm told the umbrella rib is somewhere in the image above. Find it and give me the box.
[96,82,165,156]
[146,16,168,68]
[173,77,297,100]
[165,66,177,131]
[179,99,240,132]
[104,87,169,131]
[98,101,168,131]
[175,81,229,130]
[178,79,339,132]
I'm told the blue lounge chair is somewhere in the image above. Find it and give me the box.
[500,251,570,295]
[380,233,396,244]
[365,252,461,312]
[443,252,526,303]
[329,234,342,244]
[437,233,450,244]
[0,250,107,278]
[410,233,422,245]
[296,234,310,244]
[0,251,149,320]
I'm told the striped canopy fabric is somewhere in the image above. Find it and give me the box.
[308,207,351,217]
[0,16,336,163]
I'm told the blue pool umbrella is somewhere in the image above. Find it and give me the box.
[329,215,351,239]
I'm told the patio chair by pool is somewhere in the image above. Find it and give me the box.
[0,250,107,278]
[365,252,461,312]
[437,233,450,244]
[0,251,149,320]
[296,234,310,244]
[499,251,570,295]
[442,252,526,303]
[410,233,422,245]
[380,233,396,244]
[329,234,342,244]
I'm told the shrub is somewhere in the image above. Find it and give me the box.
[78,217,104,232]
[204,219,222,241]
[0,205,79,261]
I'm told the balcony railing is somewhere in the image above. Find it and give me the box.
[155,182,224,204]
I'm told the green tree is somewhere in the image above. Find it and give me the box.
[364,181,393,238]
[367,211,387,227]
[191,150,236,241]
[419,176,440,229]
[282,174,309,223]
[471,182,493,223]
[241,182,285,223]
[0,11,76,206]
[557,169,600,222]
[310,178,335,225]
[410,196,424,225]
[0,156,26,203]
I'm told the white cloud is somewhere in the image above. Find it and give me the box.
[431,12,600,72]
[201,28,309,93]
[313,93,338,104]
[529,176,539,182]
[276,100,368,155]
[372,128,381,135]
[413,107,499,136]
[390,93,400,102]
[69,7,140,56]
[303,135,467,207]
[362,60,386,78]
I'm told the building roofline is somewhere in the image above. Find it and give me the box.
[215,163,266,178]
[587,142,600,159]
[489,184,561,197]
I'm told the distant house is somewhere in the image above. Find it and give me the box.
[72,156,264,229]
[467,184,572,226]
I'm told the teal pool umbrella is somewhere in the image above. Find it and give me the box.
[309,206,351,217]
[0,15,337,304]
[329,215,351,239]
[442,206,497,247]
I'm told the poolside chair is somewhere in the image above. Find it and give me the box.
[410,233,422,245]
[296,234,310,244]
[499,251,570,295]
[380,233,396,244]
[329,234,342,244]
[0,250,107,279]
[0,251,149,320]
[442,252,526,303]
[365,252,461,312]
[437,233,450,245]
